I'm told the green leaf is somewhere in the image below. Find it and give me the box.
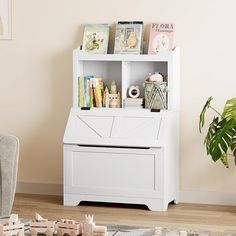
[222,98,236,120]
[208,118,236,163]
[220,153,229,168]
[200,97,236,167]
[231,135,236,157]
[204,117,219,155]
[199,97,213,133]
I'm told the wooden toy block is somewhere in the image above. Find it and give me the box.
[93,226,107,234]
[91,233,108,236]
[154,227,162,236]
[83,223,95,234]
[30,220,55,236]
[0,214,24,236]
[57,219,81,236]
[89,232,108,236]
[103,81,121,108]
[82,214,95,235]
[179,230,188,236]
[59,219,77,225]
[0,223,24,236]
[28,213,108,236]
[82,215,107,236]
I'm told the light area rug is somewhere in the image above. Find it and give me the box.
[106,225,236,236]
[1,217,236,236]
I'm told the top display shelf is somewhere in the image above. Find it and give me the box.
[75,47,179,62]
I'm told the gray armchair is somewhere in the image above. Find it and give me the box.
[0,135,19,216]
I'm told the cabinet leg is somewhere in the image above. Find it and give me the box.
[174,199,179,204]
[146,201,168,211]
[64,194,82,206]
[174,193,180,204]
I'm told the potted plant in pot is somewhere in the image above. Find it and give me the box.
[199,97,236,167]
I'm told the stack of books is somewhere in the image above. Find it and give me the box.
[78,76,104,108]
[123,98,143,109]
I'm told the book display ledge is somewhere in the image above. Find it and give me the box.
[63,48,180,211]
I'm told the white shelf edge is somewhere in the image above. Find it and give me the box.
[74,47,179,62]
[71,107,173,117]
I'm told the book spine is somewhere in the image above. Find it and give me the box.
[84,76,87,107]
[83,76,90,107]
[96,78,104,107]
[96,87,102,107]
[90,78,94,108]
[86,77,90,107]
[92,81,98,107]
[79,76,84,107]
[92,77,104,107]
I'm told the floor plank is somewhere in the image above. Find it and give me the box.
[12,193,236,233]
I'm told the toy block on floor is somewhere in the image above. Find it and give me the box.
[30,213,55,236]
[0,214,24,236]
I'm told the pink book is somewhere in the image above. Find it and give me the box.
[148,23,175,54]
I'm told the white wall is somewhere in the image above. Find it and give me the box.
[1,0,236,204]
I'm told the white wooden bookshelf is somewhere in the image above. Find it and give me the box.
[63,48,180,211]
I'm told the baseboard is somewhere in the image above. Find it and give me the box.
[16,182,63,195]
[16,182,236,206]
[180,190,236,206]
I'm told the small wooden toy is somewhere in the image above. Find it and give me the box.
[103,80,121,108]
[0,214,24,236]
[30,213,55,236]
[29,213,107,236]
[154,226,162,236]
[179,230,188,236]
[82,215,107,236]
[57,219,81,236]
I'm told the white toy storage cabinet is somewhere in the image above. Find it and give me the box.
[63,48,180,211]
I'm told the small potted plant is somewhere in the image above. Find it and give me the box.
[199,97,236,167]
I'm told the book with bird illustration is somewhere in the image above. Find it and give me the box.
[82,24,109,54]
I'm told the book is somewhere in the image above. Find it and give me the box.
[78,76,104,108]
[89,78,94,108]
[92,77,104,108]
[124,98,143,103]
[78,75,94,107]
[148,23,175,54]
[123,98,143,109]
[114,21,143,54]
[79,76,84,107]
[84,76,93,107]
[82,24,109,54]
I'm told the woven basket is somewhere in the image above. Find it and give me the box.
[144,81,168,110]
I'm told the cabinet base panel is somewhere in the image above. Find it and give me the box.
[64,194,171,212]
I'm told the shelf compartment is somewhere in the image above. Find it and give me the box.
[122,61,167,99]
[74,58,122,108]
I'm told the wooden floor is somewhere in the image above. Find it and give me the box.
[13,193,236,233]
